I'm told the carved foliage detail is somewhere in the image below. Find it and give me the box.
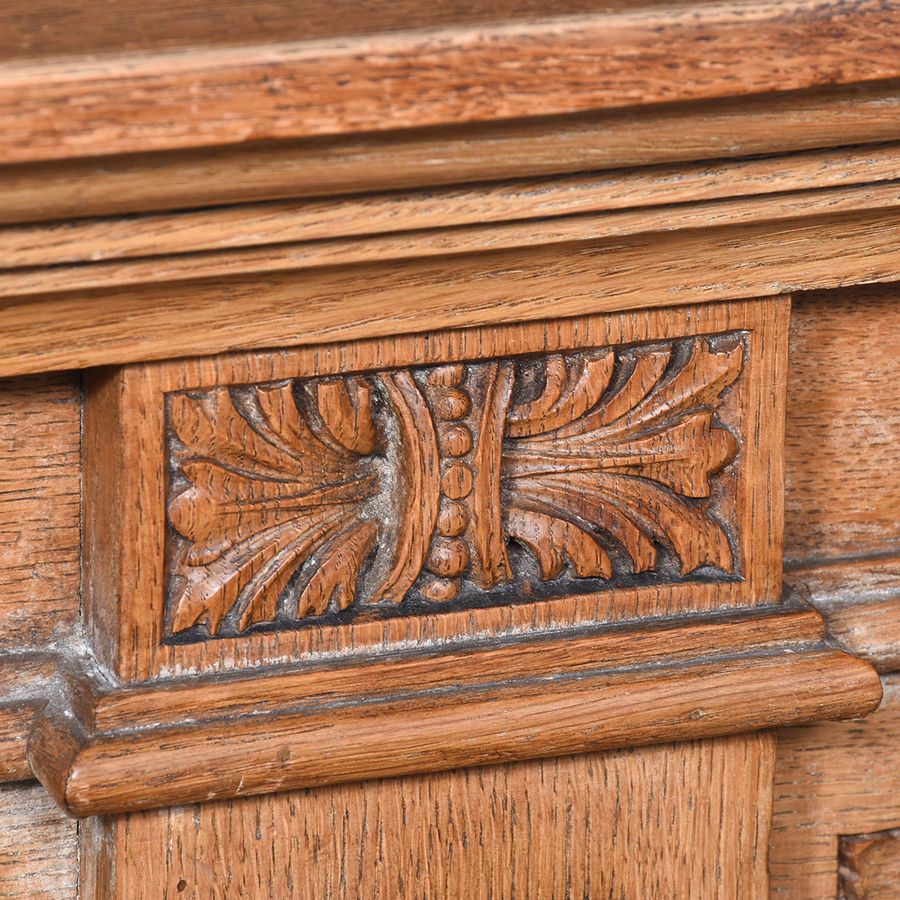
[165,335,744,638]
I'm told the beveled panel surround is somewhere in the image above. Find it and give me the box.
[85,298,781,681]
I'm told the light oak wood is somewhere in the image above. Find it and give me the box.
[2,179,898,301]
[84,298,786,680]
[8,207,900,378]
[2,1,899,165]
[3,81,897,225]
[30,606,881,816]
[771,675,900,898]
[786,556,900,674]
[0,0,700,61]
[82,733,774,900]
[0,374,79,648]
[88,608,828,733]
[0,781,76,899]
[784,286,900,563]
[5,143,900,269]
[0,654,55,781]
[840,830,900,900]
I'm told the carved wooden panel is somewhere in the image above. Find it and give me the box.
[165,338,743,639]
[84,298,788,680]
[840,830,900,899]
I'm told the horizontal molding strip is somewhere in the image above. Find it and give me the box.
[1,181,898,301]
[2,81,899,225]
[1,1,899,165]
[4,144,900,270]
[27,606,883,815]
[2,205,899,378]
[90,608,821,734]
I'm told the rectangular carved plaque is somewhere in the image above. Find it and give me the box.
[85,298,788,680]
[166,337,743,639]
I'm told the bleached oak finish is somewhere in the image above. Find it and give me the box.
[81,733,774,900]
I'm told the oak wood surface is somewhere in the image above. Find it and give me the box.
[31,621,880,816]
[786,556,900,674]
[771,675,900,898]
[5,208,897,379]
[0,374,79,648]
[0,654,55,781]
[0,781,76,899]
[2,179,898,301]
[784,286,900,564]
[5,143,899,269]
[0,0,706,61]
[82,732,774,899]
[2,1,899,165]
[3,81,898,225]
[83,299,785,680]
[840,830,900,900]
[90,608,825,734]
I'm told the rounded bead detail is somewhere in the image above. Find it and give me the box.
[438,423,473,457]
[442,462,473,499]
[420,577,460,603]
[433,387,470,420]
[437,499,468,537]
[427,538,470,577]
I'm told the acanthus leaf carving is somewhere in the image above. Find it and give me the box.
[165,335,744,639]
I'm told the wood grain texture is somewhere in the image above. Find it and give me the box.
[163,335,743,639]
[7,205,896,380]
[2,179,898,301]
[83,299,786,680]
[0,653,55,782]
[2,81,897,225]
[30,611,881,816]
[1,1,899,164]
[0,781,76,899]
[784,286,900,564]
[840,829,900,900]
[771,675,900,898]
[0,374,80,648]
[5,143,900,269]
[89,607,827,734]
[0,0,705,61]
[81,733,774,900]
[786,556,900,673]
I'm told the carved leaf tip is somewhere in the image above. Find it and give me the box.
[315,377,381,455]
[507,507,612,580]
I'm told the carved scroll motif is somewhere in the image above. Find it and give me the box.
[165,335,744,638]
